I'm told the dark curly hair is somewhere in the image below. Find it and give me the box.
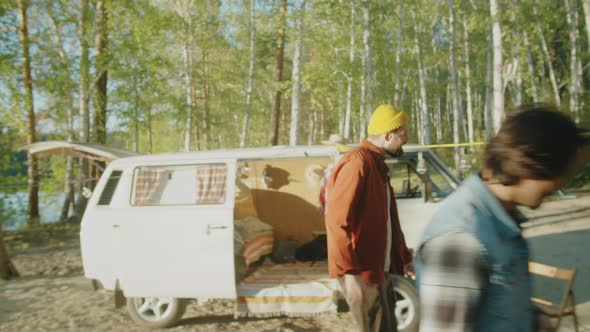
[483,103,587,185]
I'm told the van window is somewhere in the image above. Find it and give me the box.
[131,164,227,206]
[97,170,122,205]
[425,159,454,198]
[388,161,423,199]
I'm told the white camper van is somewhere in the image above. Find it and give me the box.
[80,144,459,330]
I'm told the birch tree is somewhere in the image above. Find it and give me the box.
[93,0,108,145]
[174,1,197,151]
[449,0,461,175]
[343,0,355,141]
[411,5,430,145]
[583,0,590,53]
[269,0,287,146]
[523,30,539,102]
[46,4,78,220]
[485,30,493,140]
[463,13,474,145]
[240,0,256,148]
[566,0,582,123]
[289,0,306,146]
[533,1,561,106]
[359,0,371,141]
[393,1,403,106]
[17,0,39,224]
[490,0,504,133]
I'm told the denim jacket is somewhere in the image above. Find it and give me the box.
[417,174,534,331]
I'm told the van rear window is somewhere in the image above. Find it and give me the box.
[98,170,122,205]
[131,164,227,206]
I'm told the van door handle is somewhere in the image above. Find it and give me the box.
[207,224,227,235]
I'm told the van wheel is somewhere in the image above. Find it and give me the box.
[126,296,187,328]
[390,275,419,332]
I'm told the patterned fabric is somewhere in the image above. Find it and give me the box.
[235,216,274,265]
[195,164,227,204]
[418,232,487,332]
[133,167,167,205]
[236,262,340,317]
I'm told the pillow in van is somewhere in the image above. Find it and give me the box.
[235,216,274,265]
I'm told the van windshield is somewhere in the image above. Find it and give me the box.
[386,151,457,199]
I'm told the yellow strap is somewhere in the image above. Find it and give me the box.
[336,131,589,151]
[335,142,487,150]
[417,142,488,149]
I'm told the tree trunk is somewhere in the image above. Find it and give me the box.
[413,91,421,141]
[17,0,39,225]
[435,95,442,144]
[47,9,77,221]
[307,107,314,145]
[411,7,430,145]
[359,0,371,141]
[240,0,256,148]
[566,0,581,122]
[133,85,140,153]
[484,31,493,140]
[289,0,306,146]
[72,0,91,221]
[183,16,195,152]
[394,1,403,106]
[463,14,474,146]
[202,44,210,150]
[269,0,287,146]
[0,224,19,280]
[191,61,200,151]
[536,23,561,106]
[583,0,590,53]
[93,0,108,144]
[344,0,355,141]
[338,85,345,136]
[449,0,461,176]
[147,109,153,153]
[523,31,539,102]
[432,35,442,144]
[490,0,504,134]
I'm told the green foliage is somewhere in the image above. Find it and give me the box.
[1,0,590,215]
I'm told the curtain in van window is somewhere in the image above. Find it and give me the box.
[195,164,227,204]
[134,167,167,205]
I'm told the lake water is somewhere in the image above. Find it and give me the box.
[0,192,66,230]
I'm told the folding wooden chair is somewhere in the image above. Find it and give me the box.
[529,261,578,332]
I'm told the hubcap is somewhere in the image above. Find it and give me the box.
[394,288,415,330]
[132,297,174,322]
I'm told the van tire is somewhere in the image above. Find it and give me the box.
[390,275,419,332]
[126,296,187,329]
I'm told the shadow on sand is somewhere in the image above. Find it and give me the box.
[177,314,321,331]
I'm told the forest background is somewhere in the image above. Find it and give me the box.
[1,0,590,234]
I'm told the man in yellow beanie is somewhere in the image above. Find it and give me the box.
[325,104,413,332]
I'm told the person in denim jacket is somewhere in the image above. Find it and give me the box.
[416,103,589,332]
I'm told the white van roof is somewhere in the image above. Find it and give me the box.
[108,144,431,168]
[20,141,141,161]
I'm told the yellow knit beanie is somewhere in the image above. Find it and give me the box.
[367,104,409,136]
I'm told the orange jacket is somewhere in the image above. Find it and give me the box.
[325,140,412,285]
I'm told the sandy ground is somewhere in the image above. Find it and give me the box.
[0,233,356,331]
[2,193,590,331]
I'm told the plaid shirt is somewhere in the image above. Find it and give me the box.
[418,232,488,332]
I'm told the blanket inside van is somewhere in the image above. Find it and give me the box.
[235,261,340,317]
[234,216,274,265]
